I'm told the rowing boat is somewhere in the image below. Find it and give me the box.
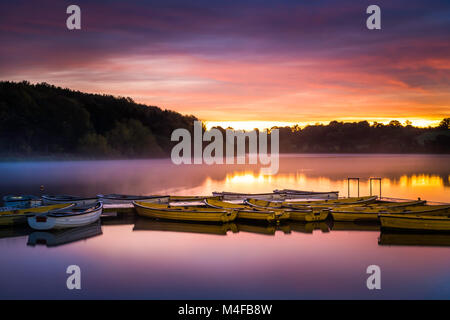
[28,202,103,230]
[379,213,450,232]
[205,198,293,222]
[212,191,285,200]
[205,198,323,222]
[273,189,339,199]
[213,190,339,200]
[98,194,169,204]
[245,195,378,209]
[169,195,223,202]
[2,195,42,208]
[0,203,73,226]
[331,205,450,222]
[27,221,102,247]
[204,198,252,209]
[133,201,237,223]
[373,199,426,207]
[289,209,330,222]
[233,208,290,222]
[42,195,98,206]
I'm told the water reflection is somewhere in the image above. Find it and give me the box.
[331,221,380,232]
[0,226,32,240]
[133,218,330,236]
[27,221,102,248]
[379,232,450,247]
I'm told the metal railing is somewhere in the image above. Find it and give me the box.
[347,177,360,197]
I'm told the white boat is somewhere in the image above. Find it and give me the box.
[213,190,339,200]
[212,192,286,201]
[97,194,169,205]
[28,202,103,230]
[273,189,339,199]
[42,195,98,206]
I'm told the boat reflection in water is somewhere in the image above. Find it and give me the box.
[101,213,137,226]
[330,221,381,232]
[133,217,330,236]
[288,221,330,234]
[379,232,450,247]
[0,226,33,240]
[27,221,102,247]
[133,217,238,235]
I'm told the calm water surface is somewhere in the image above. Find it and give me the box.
[0,154,449,299]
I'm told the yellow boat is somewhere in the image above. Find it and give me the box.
[133,201,236,223]
[331,205,450,222]
[205,198,317,222]
[169,195,223,202]
[379,213,450,232]
[372,199,426,207]
[233,208,290,222]
[204,198,289,222]
[0,203,73,226]
[288,209,329,222]
[204,198,251,210]
[245,195,378,209]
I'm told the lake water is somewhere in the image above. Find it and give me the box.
[0,154,449,299]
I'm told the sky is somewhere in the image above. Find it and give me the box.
[0,0,449,129]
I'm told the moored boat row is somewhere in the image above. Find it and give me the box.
[1,190,449,232]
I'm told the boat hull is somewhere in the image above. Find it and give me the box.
[379,214,450,232]
[289,210,329,222]
[28,203,102,230]
[235,209,290,222]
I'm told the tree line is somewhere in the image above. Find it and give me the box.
[0,81,448,158]
[0,81,196,158]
